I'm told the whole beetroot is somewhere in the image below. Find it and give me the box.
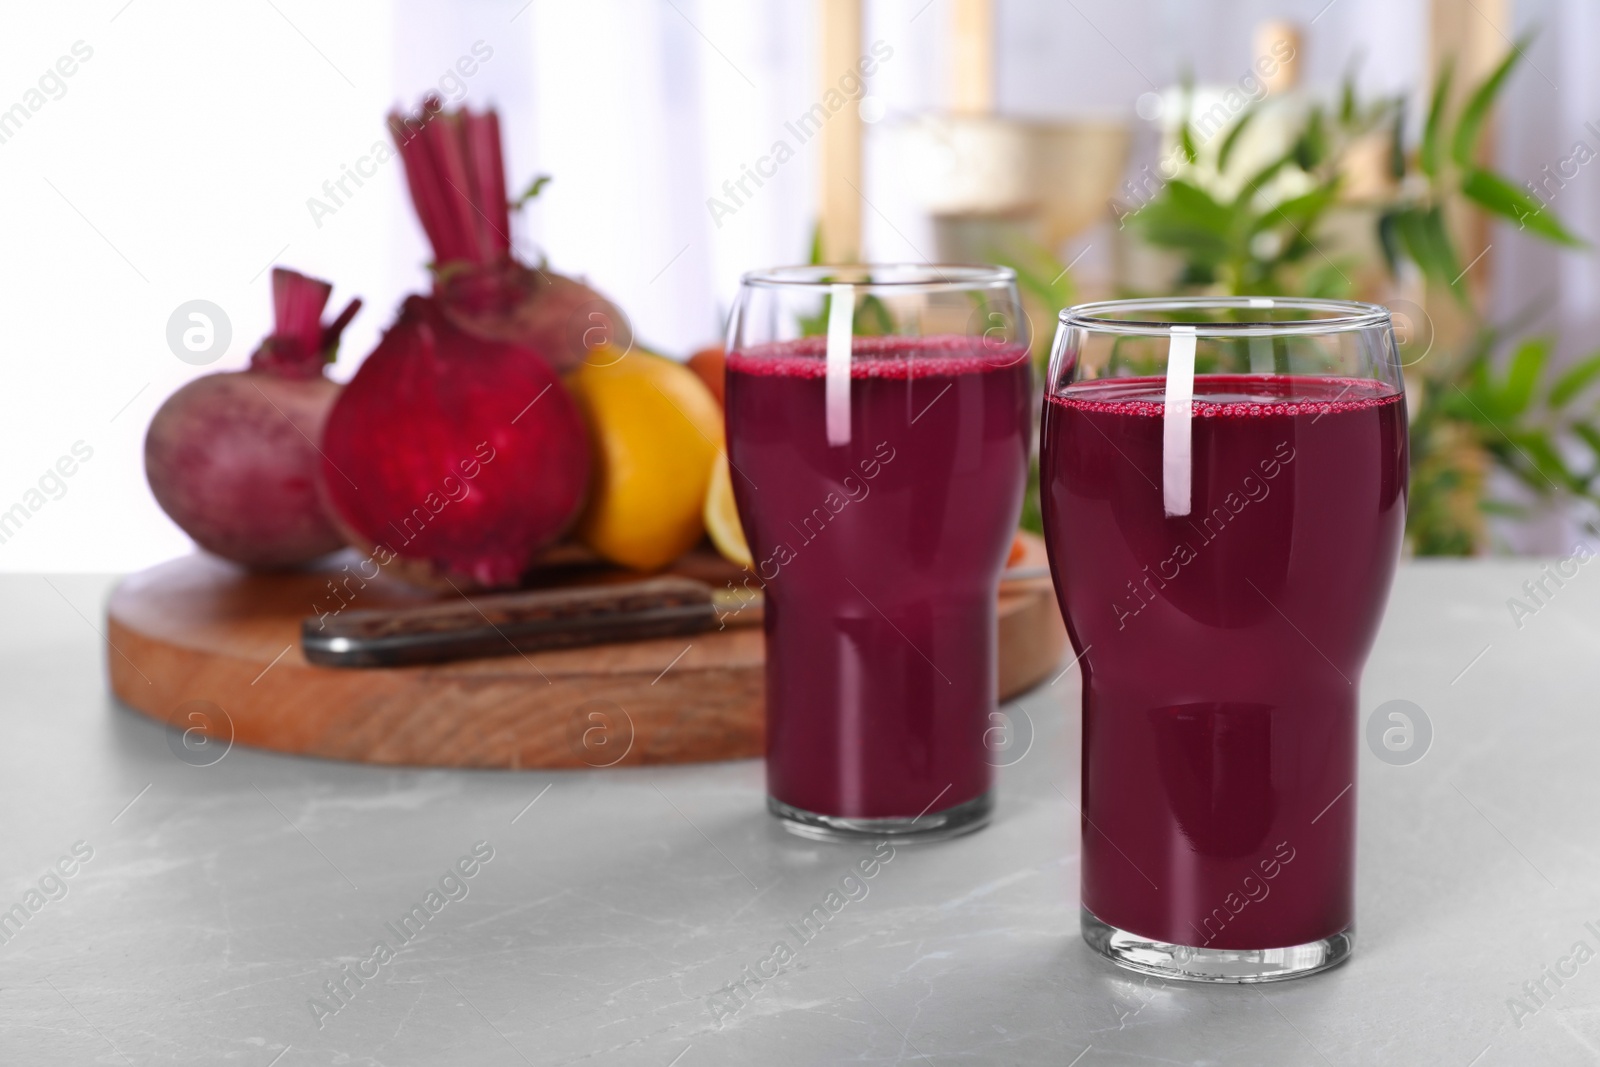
[317,295,591,590]
[145,269,360,568]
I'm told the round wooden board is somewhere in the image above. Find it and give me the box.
[107,535,1067,768]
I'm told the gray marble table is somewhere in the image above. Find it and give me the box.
[1,562,1597,1065]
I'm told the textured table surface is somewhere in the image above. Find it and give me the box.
[1,562,1597,1066]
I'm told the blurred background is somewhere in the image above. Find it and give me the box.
[2,0,1596,570]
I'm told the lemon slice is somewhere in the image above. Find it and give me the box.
[704,452,753,568]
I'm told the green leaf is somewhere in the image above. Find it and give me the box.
[1376,209,1403,275]
[1303,259,1354,299]
[1261,178,1341,235]
[1420,58,1454,178]
[510,174,552,210]
[1293,106,1327,170]
[1216,107,1257,173]
[1460,167,1586,246]
[808,222,825,266]
[1339,72,1357,126]
[1550,352,1600,407]
[796,288,899,338]
[1572,421,1600,461]
[1388,108,1407,180]
[1133,179,1236,264]
[1451,37,1529,166]
[1019,457,1043,535]
[1500,336,1550,416]
[1394,206,1467,303]
[1233,151,1294,209]
[1009,248,1076,311]
[1506,430,1577,492]
[854,293,894,336]
[1179,121,1198,165]
[1421,205,1466,300]
[1159,178,1234,224]
[1479,498,1529,518]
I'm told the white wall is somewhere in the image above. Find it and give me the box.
[0,1,403,572]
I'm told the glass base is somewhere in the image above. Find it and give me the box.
[768,791,992,844]
[1080,906,1353,984]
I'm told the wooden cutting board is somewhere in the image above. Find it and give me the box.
[106,534,1067,769]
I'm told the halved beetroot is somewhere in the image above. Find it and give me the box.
[317,296,590,589]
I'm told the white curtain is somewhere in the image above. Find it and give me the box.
[1498,0,1600,361]
[386,0,1435,350]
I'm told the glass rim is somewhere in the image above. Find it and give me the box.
[1058,297,1392,337]
[740,263,1017,291]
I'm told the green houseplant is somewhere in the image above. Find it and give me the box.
[1124,41,1598,554]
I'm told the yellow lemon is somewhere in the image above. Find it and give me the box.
[704,452,752,567]
[565,347,723,571]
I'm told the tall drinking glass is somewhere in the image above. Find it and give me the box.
[726,265,1032,841]
[1041,298,1407,981]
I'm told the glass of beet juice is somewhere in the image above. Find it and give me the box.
[1041,298,1407,982]
[725,265,1033,842]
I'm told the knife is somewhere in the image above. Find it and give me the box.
[302,576,761,668]
[302,566,1051,668]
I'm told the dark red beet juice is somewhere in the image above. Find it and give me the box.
[726,337,1031,821]
[1041,375,1406,948]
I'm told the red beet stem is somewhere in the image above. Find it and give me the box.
[252,268,360,377]
[392,98,512,268]
[272,268,333,353]
[464,110,509,257]
[320,297,363,355]
[426,112,487,262]
[389,98,460,259]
